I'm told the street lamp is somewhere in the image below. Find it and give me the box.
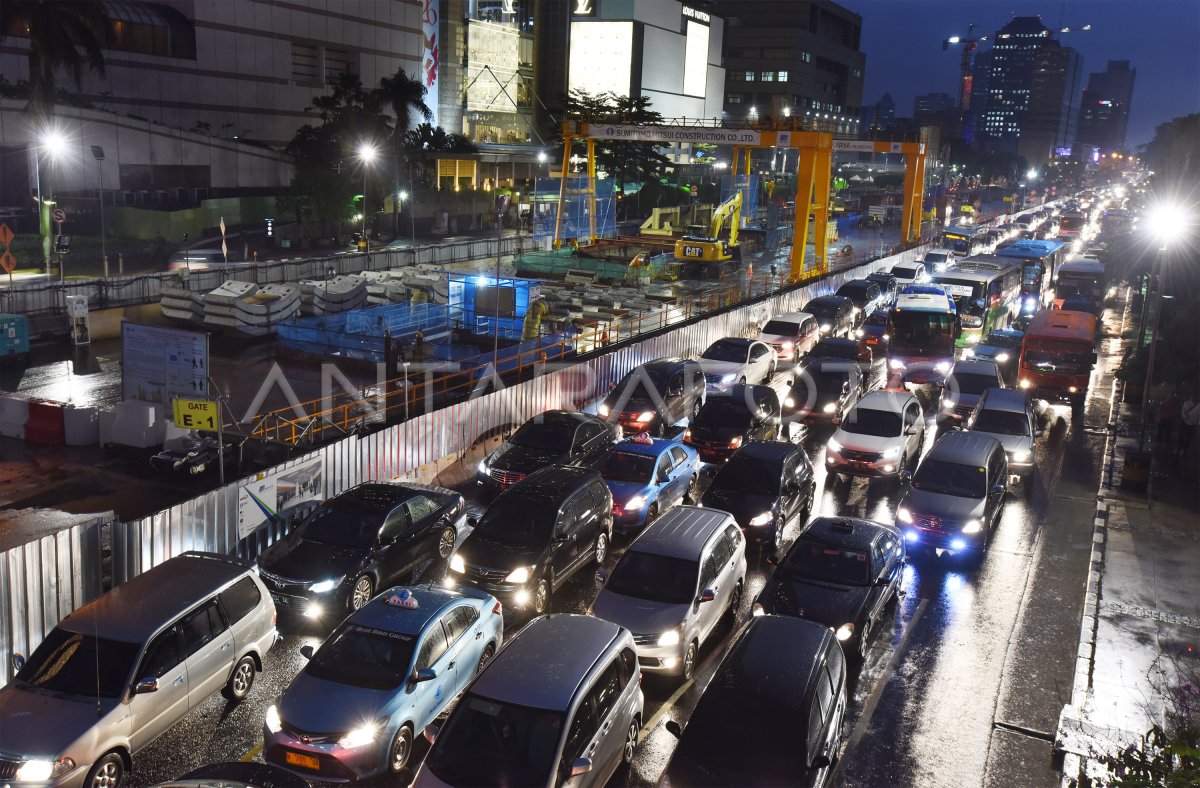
[33,129,69,274]
[1026,168,1038,181]
[358,143,378,257]
[91,146,108,278]
[397,189,415,245]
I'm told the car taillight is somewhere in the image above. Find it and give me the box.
[492,601,503,615]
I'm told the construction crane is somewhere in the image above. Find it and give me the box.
[674,190,742,273]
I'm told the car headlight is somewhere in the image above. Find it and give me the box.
[749,511,773,526]
[1020,379,1032,389]
[855,328,865,338]
[934,361,951,373]
[896,506,913,524]
[505,566,532,584]
[15,758,75,782]
[995,352,1009,363]
[880,446,901,459]
[820,323,832,332]
[636,411,655,423]
[720,373,738,385]
[822,402,837,414]
[309,578,341,594]
[624,494,646,511]
[963,348,975,357]
[827,437,843,453]
[752,601,765,617]
[658,629,681,647]
[478,458,489,474]
[449,554,465,573]
[265,704,283,734]
[942,399,956,410]
[835,623,855,642]
[962,519,983,535]
[598,403,610,417]
[729,435,743,448]
[338,721,383,749]
[784,397,795,408]
[882,334,890,341]
[889,358,906,370]
[1012,449,1031,463]
[781,340,793,350]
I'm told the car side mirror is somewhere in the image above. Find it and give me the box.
[831,417,841,426]
[134,677,159,695]
[10,654,24,672]
[424,723,440,745]
[697,588,716,604]
[570,757,593,779]
[411,668,437,686]
[993,482,1006,495]
[876,576,891,586]
[665,720,684,738]
[299,645,315,659]
[668,386,683,398]
[811,754,832,769]
[899,469,913,483]
[658,471,670,484]
[467,516,478,528]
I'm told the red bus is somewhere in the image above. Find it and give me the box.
[1018,310,1098,406]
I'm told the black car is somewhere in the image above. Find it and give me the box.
[802,295,856,337]
[784,359,863,423]
[808,336,873,378]
[753,516,904,660]
[167,762,310,787]
[599,358,706,436]
[684,384,781,463]
[856,308,890,353]
[865,271,899,304]
[257,482,465,618]
[835,279,885,323]
[663,615,847,786]
[449,465,612,617]
[700,441,816,551]
[477,410,619,491]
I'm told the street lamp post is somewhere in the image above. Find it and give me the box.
[358,143,378,259]
[1136,205,1187,458]
[91,146,107,278]
[33,130,68,276]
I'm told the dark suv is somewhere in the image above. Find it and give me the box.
[599,358,706,436]
[836,279,885,323]
[477,410,619,491]
[802,295,856,338]
[449,466,613,617]
[685,384,782,463]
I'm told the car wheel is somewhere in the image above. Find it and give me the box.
[623,717,641,764]
[85,752,124,788]
[857,621,870,660]
[681,641,698,682]
[477,642,496,674]
[388,725,414,773]
[437,525,457,559]
[770,521,782,552]
[350,575,374,611]
[691,399,703,421]
[223,655,256,701]
[653,420,666,438]
[532,578,549,615]
[646,503,660,525]
[685,474,699,503]
[726,581,744,624]
[594,532,609,564]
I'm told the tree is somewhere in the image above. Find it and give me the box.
[0,1,109,118]
[404,123,477,155]
[559,90,671,195]
[1141,114,1200,196]
[376,70,432,234]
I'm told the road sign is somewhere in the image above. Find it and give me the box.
[52,207,66,223]
[0,223,13,247]
[172,398,219,430]
[1003,196,1015,203]
[0,252,15,275]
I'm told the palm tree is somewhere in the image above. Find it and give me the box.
[0,0,110,118]
[375,70,432,235]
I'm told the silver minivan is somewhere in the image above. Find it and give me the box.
[415,614,644,788]
[591,506,747,683]
[0,552,277,788]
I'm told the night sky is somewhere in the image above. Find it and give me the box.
[840,0,1200,147]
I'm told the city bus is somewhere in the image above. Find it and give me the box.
[995,239,1068,313]
[1057,212,1087,240]
[1018,310,1098,406]
[942,224,990,256]
[886,287,960,385]
[930,257,1023,347]
[1053,258,1106,311]
[1101,209,1132,237]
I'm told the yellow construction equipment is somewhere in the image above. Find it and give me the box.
[639,207,684,237]
[674,190,742,264]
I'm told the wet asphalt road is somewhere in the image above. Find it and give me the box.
[124,302,1119,788]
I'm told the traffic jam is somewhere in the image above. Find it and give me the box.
[1,191,1124,788]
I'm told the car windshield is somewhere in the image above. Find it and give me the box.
[865,312,888,327]
[473,498,556,545]
[841,408,902,437]
[16,627,139,698]
[925,252,948,263]
[425,695,564,787]
[782,538,873,585]
[305,623,417,691]
[805,301,840,320]
[698,398,753,428]
[299,498,385,549]
[1022,343,1092,375]
[669,689,804,781]
[981,333,1021,349]
[509,421,573,453]
[948,373,997,396]
[912,459,987,498]
[613,367,672,404]
[892,265,918,279]
[762,320,800,336]
[972,410,1030,436]
[606,551,698,605]
[796,369,847,396]
[810,343,854,360]
[838,284,868,301]
[599,451,655,483]
[701,341,748,362]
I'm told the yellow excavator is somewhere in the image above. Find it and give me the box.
[674,190,742,266]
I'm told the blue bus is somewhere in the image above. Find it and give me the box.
[995,239,1068,313]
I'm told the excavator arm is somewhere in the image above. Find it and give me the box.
[708,190,742,245]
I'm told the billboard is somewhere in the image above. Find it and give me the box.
[682,20,709,98]
[467,20,520,112]
[586,124,761,145]
[421,0,440,127]
[568,21,633,97]
[121,323,209,405]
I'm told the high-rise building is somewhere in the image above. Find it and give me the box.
[964,50,992,144]
[913,92,955,127]
[1020,44,1084,164]
[715,0,865,137]
[1075,60,1136,155]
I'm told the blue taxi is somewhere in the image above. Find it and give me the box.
[596,433,700,533]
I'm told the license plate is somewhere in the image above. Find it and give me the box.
[271,594,288,606]
[286,752,320,770]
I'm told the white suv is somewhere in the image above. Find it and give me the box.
[921,249,956,273]
[826,390,925,481]
[757,312,820,363]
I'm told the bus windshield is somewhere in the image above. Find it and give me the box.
[1021,341,1093,376]
[1056,276,1103,299]
[1060,215,1085,232]
[888,312,957,356]
[1021,263,1044,290]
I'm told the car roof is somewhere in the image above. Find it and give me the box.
[924,248,953,255]
[865,271,896,281]
[707,383,778,407]
[501,465,601,506]
[727,440,798,464]
[798,516,899,552]
[471,614,623,711]
[61,552,253,643]
[706,337,758,350]
[701,616,833,712]
[815,337,857,348]
[347,584,476,635]
[805,295,851,306]
[640,357,697,372]
[927,431,1003,464]
[982,330,1024,341]
[335,482,427,512]
[838,278,876,288]
[765,311,814,323]
[978,387,1032,414]
[526,410,604,428]
[950,360,1001,377]
[800,358,857,376]
[610,436,677,458]
[629,506,733,560]
[854,390,915,413]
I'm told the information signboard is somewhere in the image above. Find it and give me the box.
[122,323,209,405]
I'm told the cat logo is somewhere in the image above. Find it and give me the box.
[683,245,703,257]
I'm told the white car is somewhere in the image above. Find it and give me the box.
[698,337,776,391]
[756,311,820,364]
[890,261,928,288]
[826,390,925,481]
[921,249,956,273]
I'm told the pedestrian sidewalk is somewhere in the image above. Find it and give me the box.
[1056,365,1200,784]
